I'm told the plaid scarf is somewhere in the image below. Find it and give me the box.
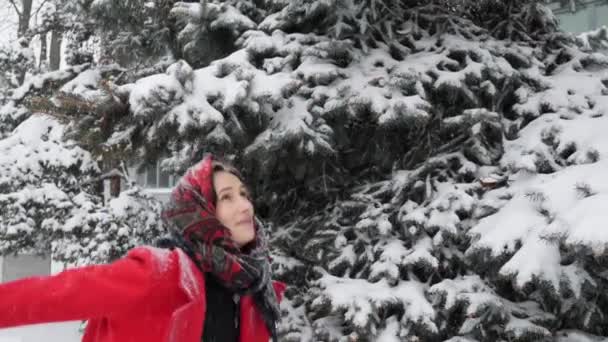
[159,156,280,341]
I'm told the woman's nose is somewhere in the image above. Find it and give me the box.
[237,196,253,213]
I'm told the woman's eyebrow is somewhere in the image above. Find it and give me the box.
[218,186,233,194]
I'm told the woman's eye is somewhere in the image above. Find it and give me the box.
[221,194,232,201]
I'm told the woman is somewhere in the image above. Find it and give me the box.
[0,154,285,342]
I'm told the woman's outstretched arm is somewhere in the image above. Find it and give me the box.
[0,247,177,328]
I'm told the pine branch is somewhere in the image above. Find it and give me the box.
[574,182,595,199]
[525,190,546,203]
[28,93,95,122]
[77,168,130,193]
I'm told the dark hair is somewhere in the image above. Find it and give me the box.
[211,159,250,204]
[212,159,243,180]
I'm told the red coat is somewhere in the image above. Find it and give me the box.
[0,246,286,342]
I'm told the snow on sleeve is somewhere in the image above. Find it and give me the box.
[141,245,173,275]
[176,247,201,299]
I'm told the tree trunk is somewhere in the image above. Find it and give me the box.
[200,0,208,23]
[17,0,33,38]
[15,0,34,85]
[49,30,62,71]
[39,32,48,71]
[110,176,121,198]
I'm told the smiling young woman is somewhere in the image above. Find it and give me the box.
[212,161,257,248]
[0,154,285,342]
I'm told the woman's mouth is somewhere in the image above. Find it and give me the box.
[237,218,253,226]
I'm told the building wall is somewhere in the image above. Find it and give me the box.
[0,254,51,283]
[143,188,173,203]
[550,0,608,33]
[0,322,82,342]
[0,255,81,342]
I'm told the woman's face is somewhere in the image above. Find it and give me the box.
[213,170,256,247]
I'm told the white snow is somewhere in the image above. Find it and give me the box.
[176,247,200,299]
[3,5,608,341]
[402,236,439,269]
[11,64,90,101]
[499,234,561,290]
[370,240,408,282]
[328,245,356,272]
[375,316,401,342]
[0,322,81,342]
[314,273,437,332]
[466,41,608,294]
[60,69,103,99]
[0,115,98,190]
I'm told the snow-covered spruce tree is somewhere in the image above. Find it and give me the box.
[271,2,608,342]
[33,0,99,70]
[81,0,267,83]
[0,38,35,90]
[0,65,164,266]
[169,0,261,68]
[87,0,177,68]
[59,0,608,340]
[0,63,92,139]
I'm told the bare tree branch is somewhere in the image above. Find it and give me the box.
[7,0,21,16]
[33,0,50,19]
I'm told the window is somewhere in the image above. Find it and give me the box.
[133,160,177,189]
